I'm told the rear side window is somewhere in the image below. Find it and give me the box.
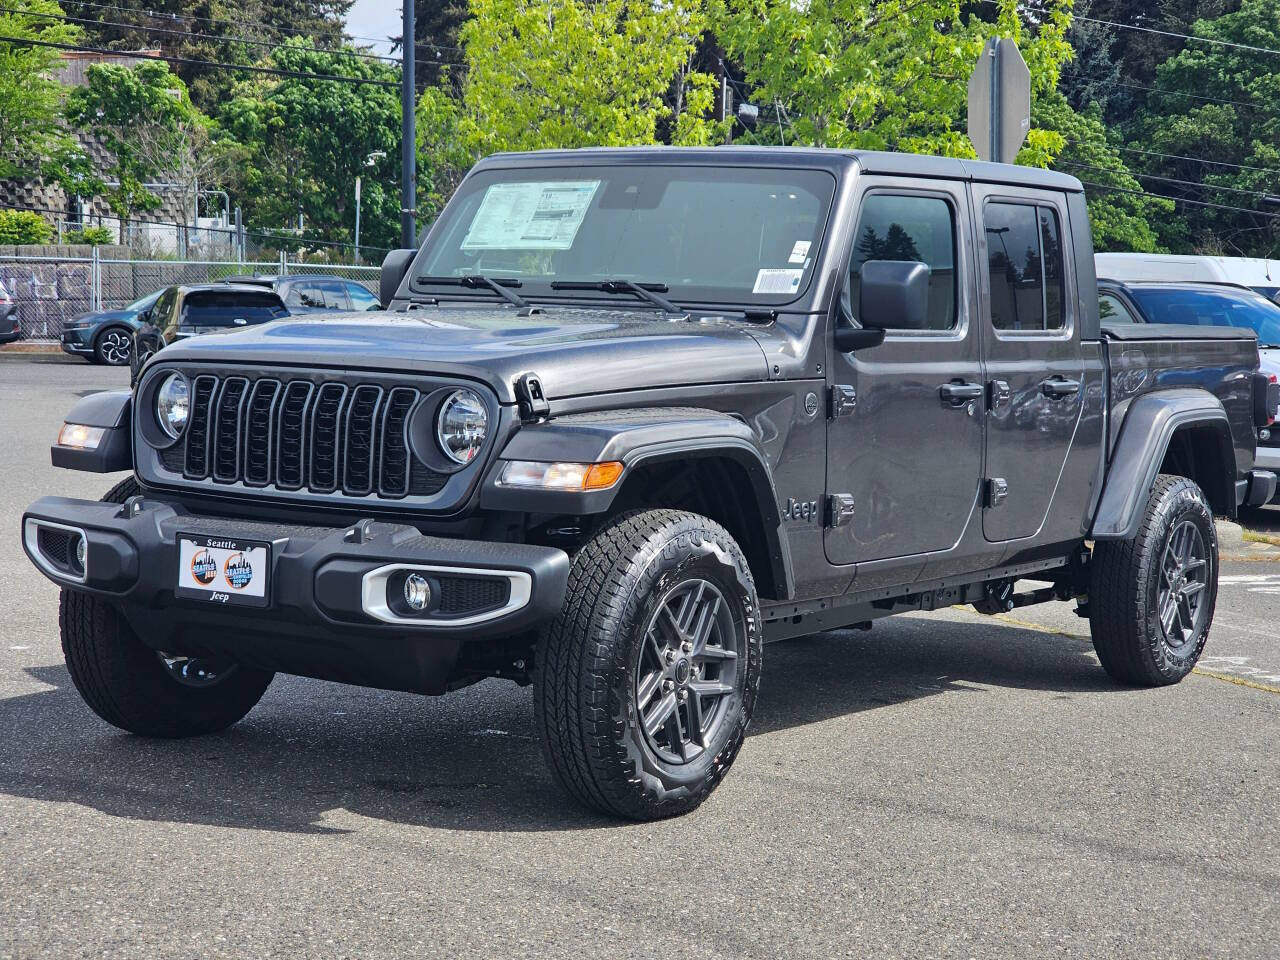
[348,283,380,310]
[285,282,327,310]
[848,193,957,331]
[182,293,288,327]
[1099,294,1139,324]
[983,201,1066,332]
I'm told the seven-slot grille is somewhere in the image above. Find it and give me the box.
[171,373,434,499]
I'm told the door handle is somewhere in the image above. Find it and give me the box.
[1040,376,1081,399]
[939,381,983,406]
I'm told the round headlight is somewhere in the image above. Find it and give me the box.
[155,372,189,440]
[436,388,488,465]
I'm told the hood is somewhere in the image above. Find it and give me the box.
[158,305,775,403]
[67,308,139,328]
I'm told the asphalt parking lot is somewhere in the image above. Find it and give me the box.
[2,358,1278,959]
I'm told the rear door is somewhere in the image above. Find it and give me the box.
[824,178,985,565]
[973,187,1086,542]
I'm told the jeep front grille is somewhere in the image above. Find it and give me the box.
[167,372,447,500]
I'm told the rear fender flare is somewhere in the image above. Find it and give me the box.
[1091,388,1233,540]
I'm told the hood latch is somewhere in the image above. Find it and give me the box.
[515,372,550,423]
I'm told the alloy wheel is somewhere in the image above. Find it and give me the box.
[1157,519,1209,650]
[635,578,741,765]
[99,329,131,365]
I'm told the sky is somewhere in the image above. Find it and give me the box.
[344,0,401,57]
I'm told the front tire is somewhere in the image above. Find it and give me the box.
[93,326,132,366]
[57,476,273,737]
[534,510,762,820]
[1088,474,1218,686]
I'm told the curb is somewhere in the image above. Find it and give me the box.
[1217,518,1280,561]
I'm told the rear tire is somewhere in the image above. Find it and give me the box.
[1088,474,1218,686]
[93,326,132,366]
[534,510,762,820]
[56,475,273,737]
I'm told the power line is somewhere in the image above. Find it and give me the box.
[0,34,401,87]
[1102,144,1280,179]
[60,0,468,61]
[1059,159,1274,199]
[1062,73,1261,111]
[983,0,1280,59]
[0,4,403,65]
[1078,179,1280,220]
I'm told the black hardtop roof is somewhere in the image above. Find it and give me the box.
[475,146,1083,193]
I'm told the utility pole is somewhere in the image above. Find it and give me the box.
[354,175,362,262]
[400,0,417,249]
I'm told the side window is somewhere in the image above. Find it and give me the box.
[848,193,957,331]
[318,280,350,311]
[348,283,380,311]
[983,201,1066,332]
[1099,294,1139,324]
[150,288,176,326]
[286,282,326,310]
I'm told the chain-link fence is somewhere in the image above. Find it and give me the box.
[0,251,382,342]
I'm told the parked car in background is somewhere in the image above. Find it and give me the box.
[1096,253,1280,302]
[0,279,19,344]
[221,274,381,312]
[59,290,163,366]
[130,283,290,384]
[1098,278,1280,503]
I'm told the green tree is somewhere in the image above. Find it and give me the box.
[1127,0,1280,256]
[66,0,354,112]
[716,0,1072,158]
[0,1,81,180]
[66,61,235,224]
[458,0,722,156]
[220,39,403,250]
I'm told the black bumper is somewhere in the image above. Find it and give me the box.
[21,495,570,694]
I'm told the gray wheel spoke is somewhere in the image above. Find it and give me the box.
[637,669,663,710]
[643,692,678,738]
[1180,580,1206,598]
[1183,558,1207,575]
[688,679,733,700]
[1159,593,1179,637]
[695,645,737,663]
[690,593,721,655]
[665,712,686,760]
[685,691,707,746]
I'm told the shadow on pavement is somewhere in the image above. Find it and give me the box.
[0,614,1112,834]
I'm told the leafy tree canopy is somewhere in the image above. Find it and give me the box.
[0,1,82,181]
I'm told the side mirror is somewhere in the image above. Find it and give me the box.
[379,248,417,307]
[859,260,931,331]
[833,326,886,352]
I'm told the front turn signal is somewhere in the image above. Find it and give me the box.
[498,460,625,491]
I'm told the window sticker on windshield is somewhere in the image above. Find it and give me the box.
[753,268,804,295]
[788,240,811,264]
[461,181,600,251]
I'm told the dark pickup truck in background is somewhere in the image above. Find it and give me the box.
[23,148,1279,820]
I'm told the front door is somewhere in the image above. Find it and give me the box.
[825,179,985,565]
[973,187,1086,542]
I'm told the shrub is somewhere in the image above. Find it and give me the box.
[64,225,115,245]
[0,210,53,245]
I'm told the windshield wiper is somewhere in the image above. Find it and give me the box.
[549,279,682,315]
[418,275,529,309]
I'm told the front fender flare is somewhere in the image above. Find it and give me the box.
[480,408,794,599]
[50,389,133,473]
[1091,388,1232,540]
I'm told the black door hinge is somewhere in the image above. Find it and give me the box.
[986,478,1009,508]
[829,384,857,419]
[515,372,550,422]
[988,379,1011,410]
[827,493,856,527]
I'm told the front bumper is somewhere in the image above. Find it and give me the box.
[60,329,93,355]
[21,495,570,693]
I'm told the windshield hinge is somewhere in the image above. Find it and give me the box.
[515,373,550,422]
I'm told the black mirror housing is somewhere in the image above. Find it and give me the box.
[379,248,417,307]
[833,327,886,352]
[859,260,931,331]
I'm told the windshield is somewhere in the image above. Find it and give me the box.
[126,290,162,314]
[1128,286,1280,346]
[414,164,837,306]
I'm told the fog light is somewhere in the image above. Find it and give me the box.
[74,535,87,571]
[402,572,432,611]
[1262,428,1272,442]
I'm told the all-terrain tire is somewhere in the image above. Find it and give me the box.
[1088,474,1219,686]
[56,476,273,737]
[533,510,762,820]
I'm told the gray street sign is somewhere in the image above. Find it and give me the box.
[967,37,1031,164]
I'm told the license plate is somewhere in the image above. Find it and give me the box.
[175,534,270,607]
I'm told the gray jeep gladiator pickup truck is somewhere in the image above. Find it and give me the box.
[22,148,1280,820]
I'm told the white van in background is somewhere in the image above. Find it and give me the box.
[1095,253,1280,302]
